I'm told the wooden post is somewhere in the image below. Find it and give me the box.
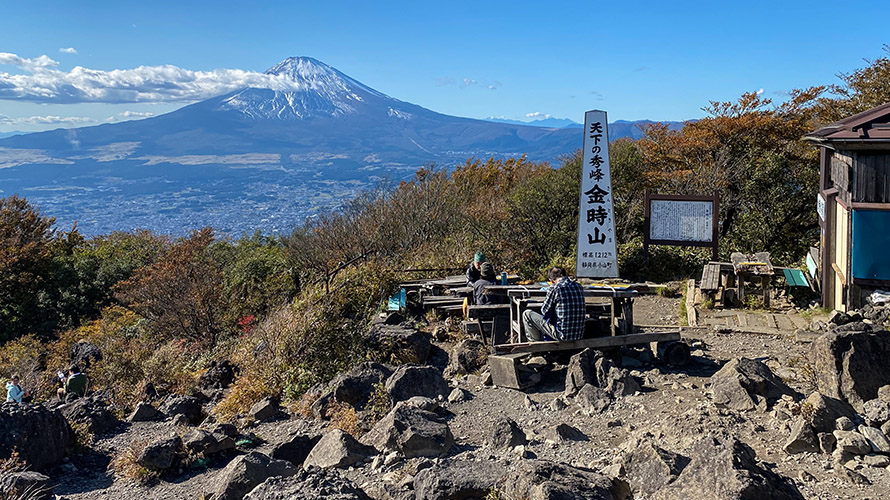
[685,279,698,327]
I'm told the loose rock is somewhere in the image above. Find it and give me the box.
[489,417,527,451]
[161,395,203,425]
[244,466,370,499]
[709,358,796,412]
[211,452,298,500]
[304,429,376,469]
[361,402,453,458]
[385,365,449,403]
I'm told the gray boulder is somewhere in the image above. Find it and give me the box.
[385,365,449,403]
[370,325,432,364]
[801,392,856,433]
[304,429,376,469]
[361,402,453,458]
[652,436,803,500]
[199,360,238,390]
[59,396,120,435]
[832,430,871,455]
[183,429,224,456]
[565,348,599,396]
[414,460,507,500]
[488,417,527,451]
[310,362,392,418]
[863,399,890,426]
[244,466,371,500]
[445,338,488,378]
[858,425,890,453]
[501,460,615,500]
[544,423,588,443]
[250,397,280,422]
[128,402,161,422]
[0,403,71,471]
[272,432,323,466]
[574,384,612,413]
[0,471,52,500]
[605,367,641,397]
[710,358,796,411]
[161,395,203,425]
[783,418,819,454]
[138,434,183,471]
[619,438,690,498]
[211,452,298,500]
[810,329,890,412]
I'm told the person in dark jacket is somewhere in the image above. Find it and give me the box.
[473,262,503,305]
[466,251,486,285]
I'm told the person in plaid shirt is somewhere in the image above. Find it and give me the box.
[522,267,586,341]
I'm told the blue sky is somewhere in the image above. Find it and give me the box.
[1,0,888,132]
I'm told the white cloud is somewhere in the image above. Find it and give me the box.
[525,112,552,120]
[59,47,78,55]
[0,114,92,125]
[0,52,59,72]
[0,51,310,104]
[105,111,155,122]
[488,80,502,90]
[462,78,478,87]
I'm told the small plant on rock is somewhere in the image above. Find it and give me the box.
[327,401,360,436]
[365,382,392,424]
[0,449,27,473]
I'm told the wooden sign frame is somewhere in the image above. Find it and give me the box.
[643,191,719,260]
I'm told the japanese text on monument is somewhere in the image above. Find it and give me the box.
[575,110,619,278]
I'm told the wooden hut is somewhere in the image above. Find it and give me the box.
[804,103,890,311]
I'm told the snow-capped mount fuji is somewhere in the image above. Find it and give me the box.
[0,56,583,235]
[220,57,394,120]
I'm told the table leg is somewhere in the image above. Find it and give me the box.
[762,276,770,309]
[621,298,634,335]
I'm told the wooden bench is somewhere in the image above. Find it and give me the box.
[467,304,510,344]
[701,263,721,291]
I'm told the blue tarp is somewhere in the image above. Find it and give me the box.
[852,210,890,280]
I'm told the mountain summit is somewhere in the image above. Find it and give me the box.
[0,56,584,235]
[221,56,392,120]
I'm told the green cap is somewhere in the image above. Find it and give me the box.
[474,251,486,263]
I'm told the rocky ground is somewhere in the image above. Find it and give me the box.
[4,293,890,499]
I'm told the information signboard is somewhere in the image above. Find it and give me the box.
[575,110,619,278]
[644,192,719,260]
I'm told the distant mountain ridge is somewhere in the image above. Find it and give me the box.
[0,57,686,236]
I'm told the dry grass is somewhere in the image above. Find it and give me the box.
[327,401,361,436]
[291,391,321,418]
[109,439,159,484]
[0,449,27,474]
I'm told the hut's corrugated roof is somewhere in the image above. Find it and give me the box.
[805,102,890,143]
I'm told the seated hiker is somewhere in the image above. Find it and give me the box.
[57,365,88,401]
[6,375,26,403]
[522,267,586,342]
[466,251,486,285]
[473,262,504,305]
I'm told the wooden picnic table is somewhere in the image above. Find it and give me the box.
[731,252,774,308]
[505,287,637,344]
